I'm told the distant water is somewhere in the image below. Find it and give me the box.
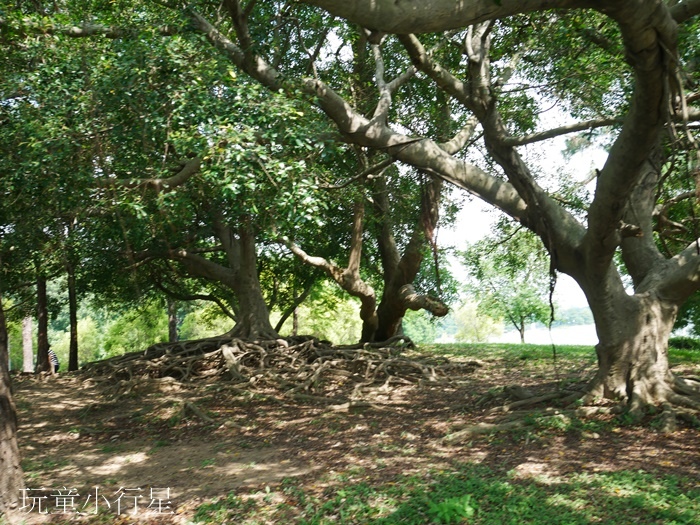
[493,324,598,346]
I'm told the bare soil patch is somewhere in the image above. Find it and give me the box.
[8,344,700,524]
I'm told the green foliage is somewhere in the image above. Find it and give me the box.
[428,494,477,524]
[279,289,363,344]
[402,309,441,344]
[451,301,503,343]
[669,336,700,351]
[193,492,257,523]
[462,223,553,341]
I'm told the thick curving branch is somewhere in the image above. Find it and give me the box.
[654,240,700,302]
[96,157,201,191]
[670,0,700,23]
[398,285,449,316]
[299,0,600,34]
[582,2,679,272]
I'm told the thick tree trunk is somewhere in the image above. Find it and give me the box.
[228,228,278,340]
[35,276,50,374]
[22,317,33,373]
[0,293,24,516]
[586,291,679,413]
[67,265,79,371]
[173,218,278,341]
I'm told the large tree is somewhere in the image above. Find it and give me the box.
[178,0,700,420]
[3,1,700,421]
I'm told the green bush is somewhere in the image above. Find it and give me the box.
[669,336,700,351]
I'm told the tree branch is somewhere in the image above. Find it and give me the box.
[439,116,480,155]
[153,281,237,321]
[96,157,201,191]
[582,2,679,272]
[0,18,182,39]
[655,240,700,302]
[670,0,700,23]
[168,249,239,290]
[299,0,600,35]
[399,285,449,316]
[320,157,395,190]
[504,118,621,146]
[274,280,315,332]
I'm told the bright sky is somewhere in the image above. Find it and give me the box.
[439,112,610,311]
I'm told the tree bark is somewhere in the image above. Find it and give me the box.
[583,283,679,415]
[168,299,178,343]
[0,293,24,516]
[67,264,79,371]
[518,322,526,345]
[171,219,279,340]
[22,317,33,373]
[225,225,279,340]
[35,275,50,374]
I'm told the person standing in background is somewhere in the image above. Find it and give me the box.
[48,345,60,374]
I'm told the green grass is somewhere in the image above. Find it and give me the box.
[422,342,700,365]
[423,343,596,361]
[190,464,700,524]
[669,347,700,364]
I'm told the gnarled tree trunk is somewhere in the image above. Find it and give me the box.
[592,294,674,395]
[226,225,279,340]
[173,218,279,340]
[373,173,448,341]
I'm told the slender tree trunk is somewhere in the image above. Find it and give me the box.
[168,299,178,343]
[35,276,50,374]
[0,292,25,515]
[374,174,447,341]
[22,317,33,373]
[519,321,525,344]
[67,265,79,371]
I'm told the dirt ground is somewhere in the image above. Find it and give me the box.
[7,349,700,524]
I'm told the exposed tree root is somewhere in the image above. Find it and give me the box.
[444,410,573,444]
[448,371,700,444]
[568,373,700,433]
[80,334,480,403]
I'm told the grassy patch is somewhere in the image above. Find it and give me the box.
[669,347,700,364]
[424,343,596,361]
[191,465,700,525]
